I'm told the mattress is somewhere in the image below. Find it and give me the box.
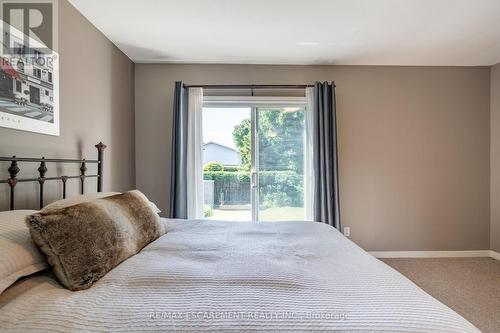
[0,219,479,332]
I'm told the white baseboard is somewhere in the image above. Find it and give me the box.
[370,250,491,258]
[490,250,500,260]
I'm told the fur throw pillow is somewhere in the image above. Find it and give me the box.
[26,190,165,291]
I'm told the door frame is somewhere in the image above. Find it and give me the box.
[250,106,258,221]
[203,95,307,221]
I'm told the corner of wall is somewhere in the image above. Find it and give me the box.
[491,63,500,252]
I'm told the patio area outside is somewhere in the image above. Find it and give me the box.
[205,206,304,221]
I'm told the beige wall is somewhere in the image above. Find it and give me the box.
[135,64,491,252]
[0,0,135,210]
[491,63,500,253]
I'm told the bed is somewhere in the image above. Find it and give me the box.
[0,144,480,332]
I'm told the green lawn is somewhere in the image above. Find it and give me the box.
[207,206,304,221]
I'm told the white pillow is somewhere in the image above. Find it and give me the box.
[43,192,162,214]
[0,210,48,294]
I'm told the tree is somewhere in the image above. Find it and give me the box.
[232,118,251,170]
[257,109,304,173]
[229,109,305,208]
[232,109,304,173]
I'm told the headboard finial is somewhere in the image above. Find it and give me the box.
[95,142,106,192]
[80,160,87,195]
[38,158,47,179]
[95,142,107,151]
[7,159,20,210]
[37,158,47,208]
[8,160,19,179]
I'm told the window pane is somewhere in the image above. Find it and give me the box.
[202,107,252,221]
[257,107,305,221]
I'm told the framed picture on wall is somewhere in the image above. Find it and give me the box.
[0,21,59,136]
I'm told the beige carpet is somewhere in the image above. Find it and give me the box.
[382,257,500,333]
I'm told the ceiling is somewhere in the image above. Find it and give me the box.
[69,0,500,66]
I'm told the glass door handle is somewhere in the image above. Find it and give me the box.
[251,172,257,188]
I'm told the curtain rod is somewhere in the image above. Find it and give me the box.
[182,84,316,89]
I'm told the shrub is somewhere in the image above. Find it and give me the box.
[223,165,239,172]
[259,171,303,208]
[203,171,251,182]
[203,162,224,172]
[204,204,213,218]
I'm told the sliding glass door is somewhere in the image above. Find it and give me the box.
[202,97,310,221]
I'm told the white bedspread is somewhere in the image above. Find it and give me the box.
[0,219,479,332]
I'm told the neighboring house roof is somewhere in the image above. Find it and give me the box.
[203,141,237,151]
[203,142,241,166]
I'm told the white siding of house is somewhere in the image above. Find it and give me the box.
[203,143,241,166]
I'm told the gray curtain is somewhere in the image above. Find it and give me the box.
[169,81,189,218]
[312,81,341,229]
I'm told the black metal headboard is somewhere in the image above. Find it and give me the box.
[0,142,106,210]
